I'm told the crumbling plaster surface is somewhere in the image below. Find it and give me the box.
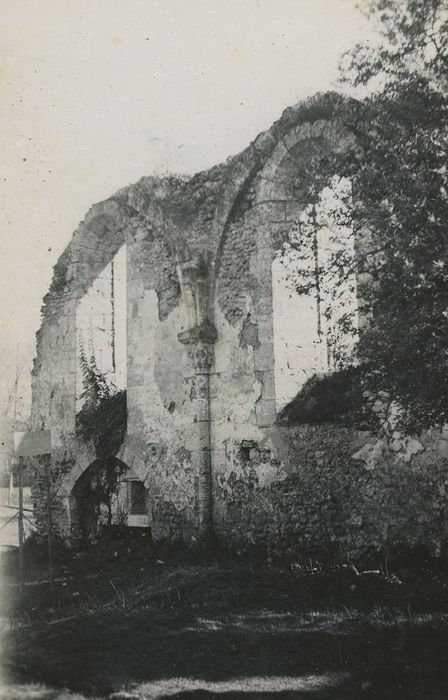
[31,91,448,556]
[213,424,448,560]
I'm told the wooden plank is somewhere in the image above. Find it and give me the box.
[13,430,51,457]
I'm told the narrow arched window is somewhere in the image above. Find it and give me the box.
[127,480,146,515]
[272,176,358,412]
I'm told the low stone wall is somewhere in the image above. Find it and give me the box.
[213,424,448,561]
[29,421,448,560]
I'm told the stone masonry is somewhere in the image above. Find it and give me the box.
[30,92,448,559]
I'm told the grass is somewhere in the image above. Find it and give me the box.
[1,546,448,698]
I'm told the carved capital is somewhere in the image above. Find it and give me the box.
[192,374,209,398]
[178,320,217,347]
[178,320,216,373]
[189,341,214,373]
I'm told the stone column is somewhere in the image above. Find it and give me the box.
[179,323,217,543]
[190,339,214,541]
[177,252,216,542]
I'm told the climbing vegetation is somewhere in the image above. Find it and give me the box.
[283,0,448,432]
[76,345,127,459]
[277,366,369,428]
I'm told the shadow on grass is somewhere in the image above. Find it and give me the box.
[3,609,448,699]
[3,552,448,699]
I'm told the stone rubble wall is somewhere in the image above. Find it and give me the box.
[30,92,448,557]
[213,423,448,560]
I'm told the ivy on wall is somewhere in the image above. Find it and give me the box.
[73,348,128,545]
[76,347,127,459]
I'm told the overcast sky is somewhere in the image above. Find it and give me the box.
[0,0,373,419]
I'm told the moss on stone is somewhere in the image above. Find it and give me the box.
[277,366,367,427]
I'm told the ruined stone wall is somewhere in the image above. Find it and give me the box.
[30,171,229,544]
[31,301,77,440]
[213,423,448,561]
[122,222,199,543]
[31,92,448,558]
[209,95,448,560]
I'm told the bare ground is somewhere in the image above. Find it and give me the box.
[1,546,448,699]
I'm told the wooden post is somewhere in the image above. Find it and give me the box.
[45,457,54,584]
[17,456,24,585]
[8,471,13,506]
[13,426,52,585]
[111,259,116,373]
[14,345,24,584]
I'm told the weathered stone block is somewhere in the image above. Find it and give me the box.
[245,201,286,225]
[255,399,276,428]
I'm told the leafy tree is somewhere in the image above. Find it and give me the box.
[343,0,448,432]
[341,0,448,92]
[284,0,448,432]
